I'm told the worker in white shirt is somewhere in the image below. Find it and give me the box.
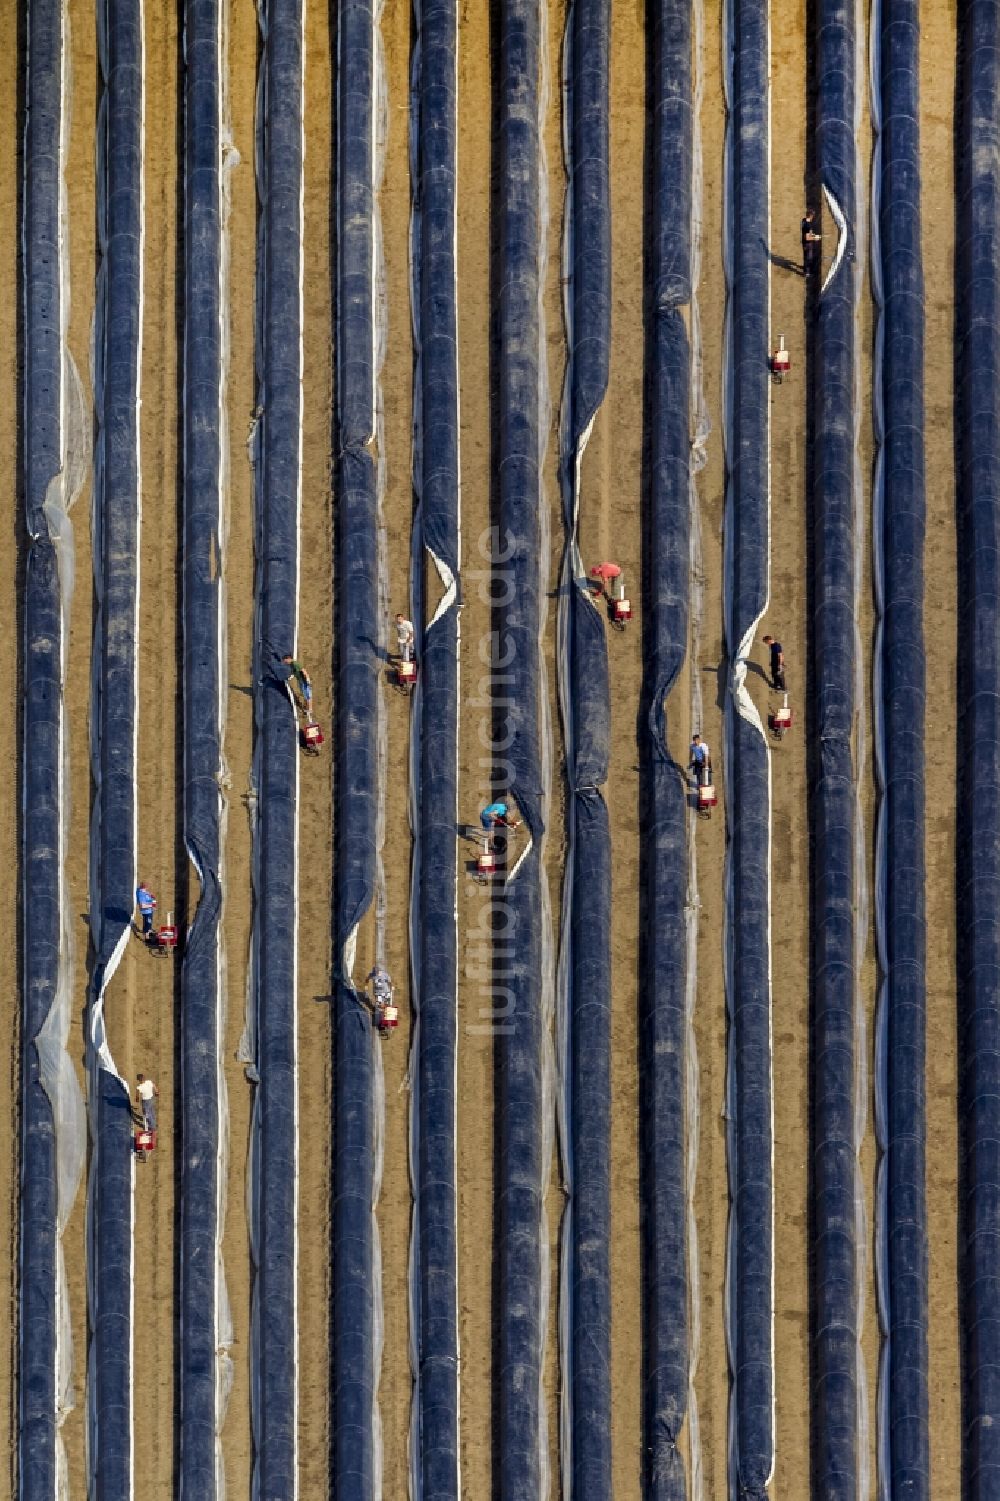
[367,964,397,1034]
[394,613,415,664]
[135,1075,158,1132]
[367,964,393,1004]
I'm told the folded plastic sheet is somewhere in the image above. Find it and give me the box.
[249,3,304,1494]
[407,0,461,1491]
[811,2,862,1494]
[870,3,929,1495]
[180,1,230,1494]
[637,5,693,1495]
[722,3,773,1496]
[556,0,612,1494]
[333,0,381,1489]
[88,2,145,1492]
[955,3,1000,1493]
[496,1,546,1493]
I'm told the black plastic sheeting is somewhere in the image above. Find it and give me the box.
[496,0,546,1493]
[638,3,691,1495]
[956,3,1000,1492]
[810,2,860,1494]
[333,0,379,1489]
[561,0,612,1495]
[180,0,225,1493]
[332,445,378,1500]
[872,2,928,1495]
[410,0,461,1490]
[89,1,144,1492]
[91,1069,136,1498]
[724,4,772,1497]
[20,2,64,1493]
[565,0,610,444]
[251,3,302,1494]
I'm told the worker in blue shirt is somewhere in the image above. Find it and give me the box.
[689,735,712,787]
[480,800,521,848]
[135,882,157,939]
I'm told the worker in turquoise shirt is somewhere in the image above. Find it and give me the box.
[480,800,521,849]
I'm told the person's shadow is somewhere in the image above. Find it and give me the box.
[761,237,806,277]
[702,656,769,711]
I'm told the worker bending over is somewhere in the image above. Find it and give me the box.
[689,734,712,786]
[281,656,313,714]
[480,799,521,849]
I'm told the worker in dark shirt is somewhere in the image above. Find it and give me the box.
[762,634,786,691]
[802,208,822,278]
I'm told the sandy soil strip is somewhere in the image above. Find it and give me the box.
[128,4,183,1492]
[541,0,569,1482]
[62,2,99,1492]
[686,3,732,1492]
[450,0,495,1488]
[919,2,961,1487]
[452,0,497,1487]
[374,0,417,1487]
[294,0,334,1491]
[754,9,813,1494]
[847,0,881,1484]
[215,0,260,1490]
